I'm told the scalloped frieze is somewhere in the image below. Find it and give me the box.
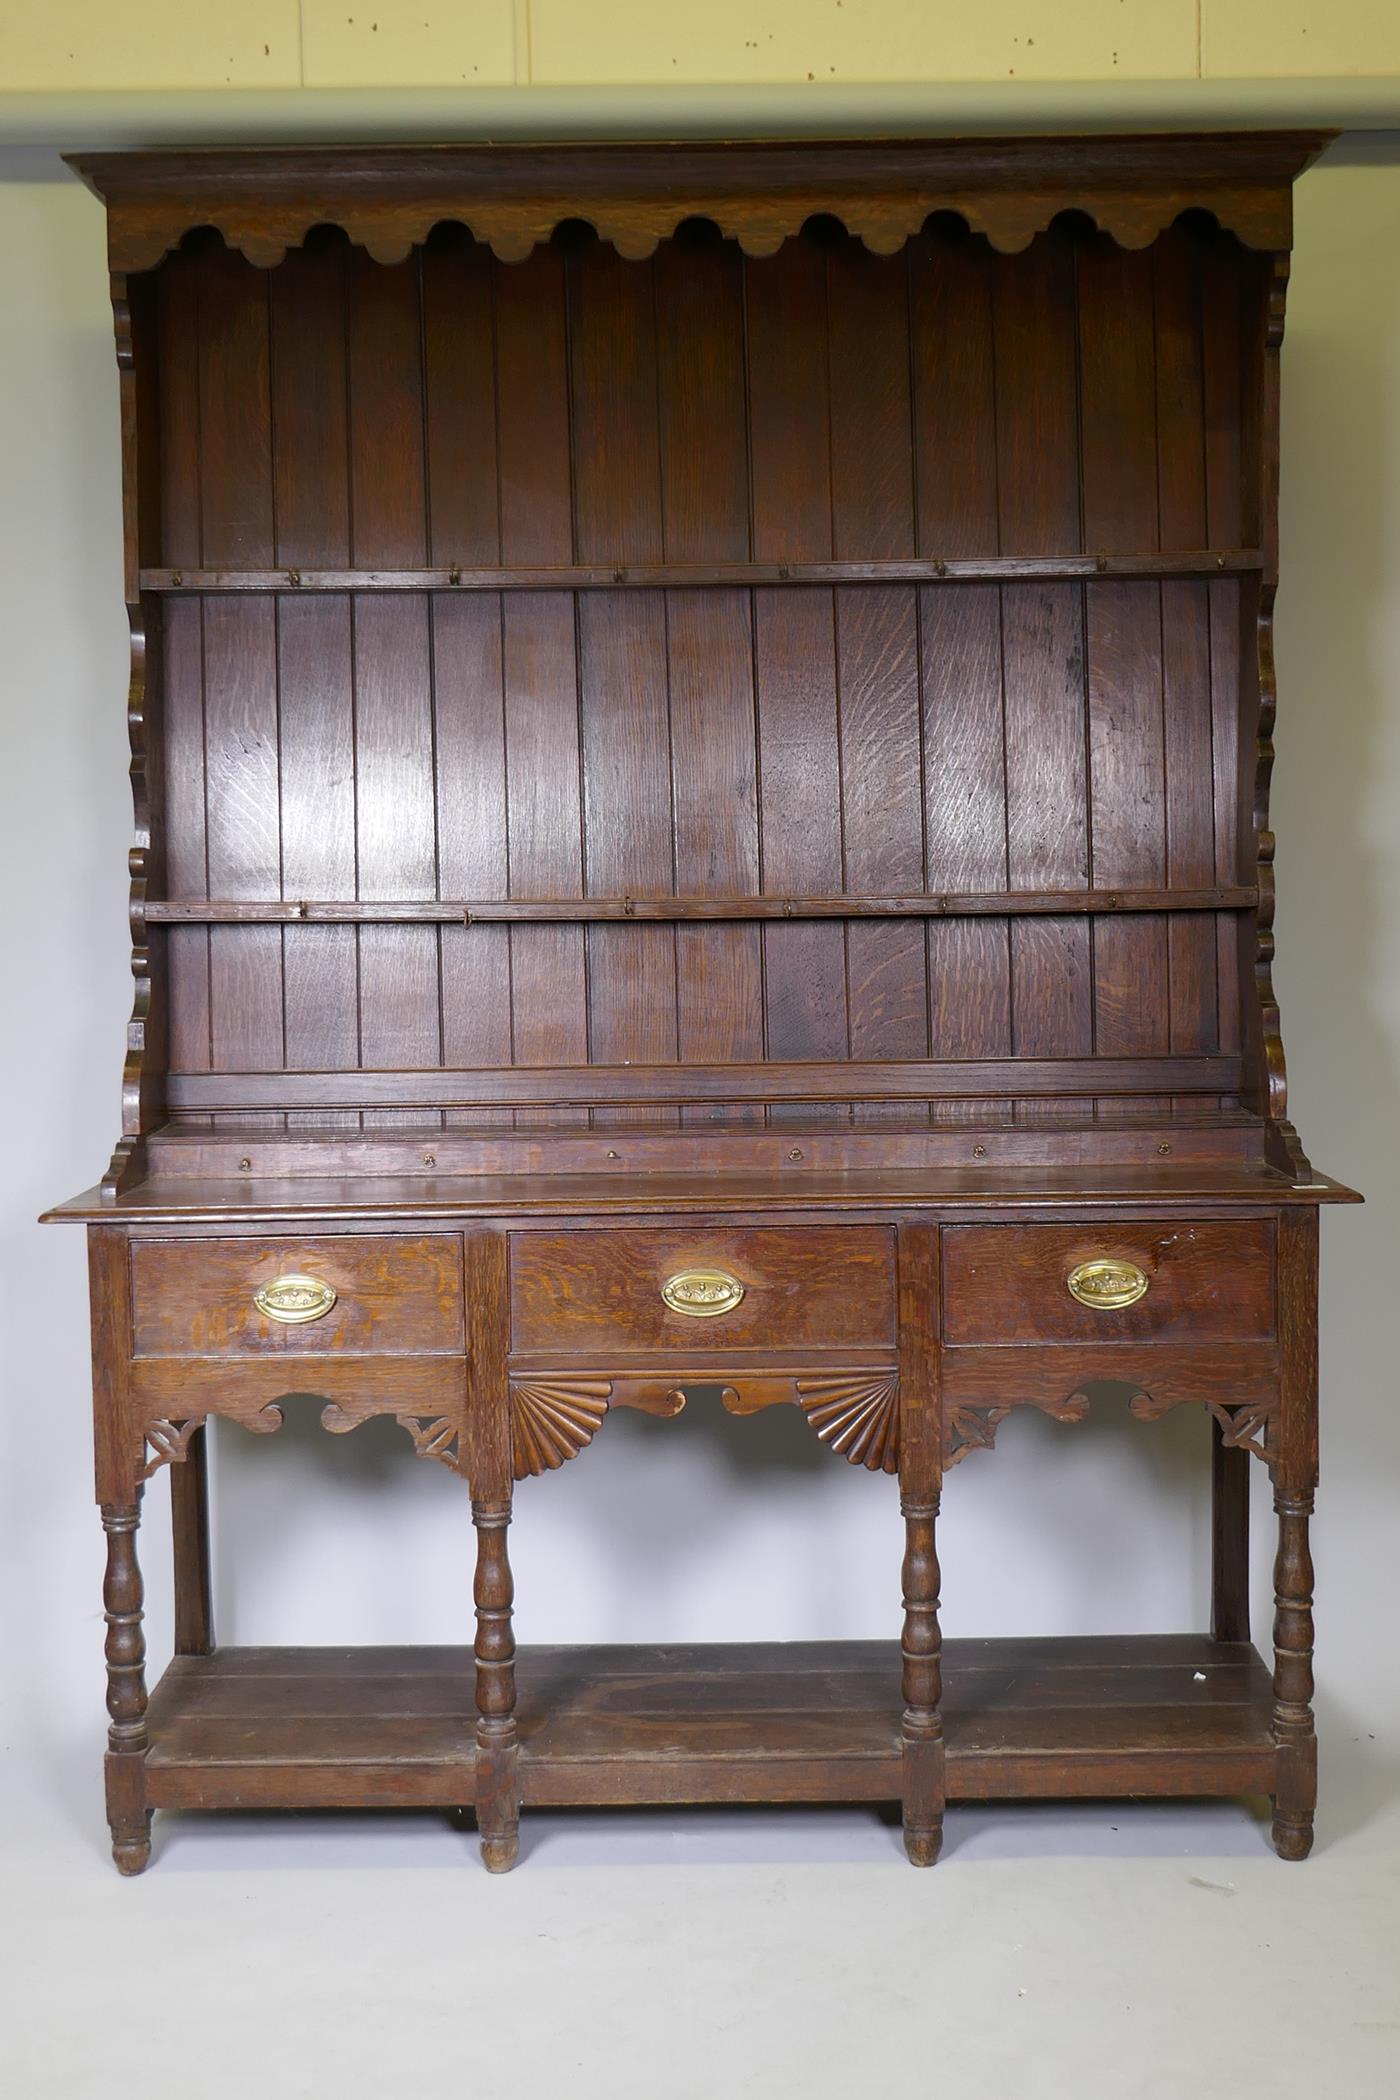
[511,1380,613,1480]
[102,192,1294,275]
[795,1377,900,1474]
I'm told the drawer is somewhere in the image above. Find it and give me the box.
[941,1222,1275,1345]
[130,1236,465,1358]
[509,1227,896,1356]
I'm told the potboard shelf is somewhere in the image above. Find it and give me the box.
[141,1638,1278,1815]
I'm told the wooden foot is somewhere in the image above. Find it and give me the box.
[481,1833,520,1874]
[112,1814,153,1876]
[903,1819,943,1868]
[1272,1808,1314,1862]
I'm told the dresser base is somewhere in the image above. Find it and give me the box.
[139,1636,1279,1830]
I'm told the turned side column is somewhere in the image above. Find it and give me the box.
[900,1494,944,1867]
[1271,1489,1316,1860]
[896,1220,945,1866]
[102,1497,152,1875]
[462,1229,519,1871]
[89,1226,152,1874]
[472,1501,519,1872]
[1271,1208,1320,1861]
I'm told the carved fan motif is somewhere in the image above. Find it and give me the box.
[511,1381,614,1479]
[795,1378,900,1474]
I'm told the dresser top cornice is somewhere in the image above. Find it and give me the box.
[67,130,1332,274]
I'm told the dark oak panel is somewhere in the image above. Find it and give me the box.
[130,1234,465,1357]
[941,1220,1276,1343]
[509,1226,897,1356]
[165,1056,1245,1113]
[132,209,1273,1132]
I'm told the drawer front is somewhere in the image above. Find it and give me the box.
[941,1222,1275,1345]
[130,1236,465,1358]
[509,1227,896,1356]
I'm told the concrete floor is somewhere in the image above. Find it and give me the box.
[4,1730,1397,2100]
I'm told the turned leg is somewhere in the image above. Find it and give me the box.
[171,1423,214,1656]
[1270,1208,1319,1861]
[473,1500,519,1873]
[900,1495,945,1867]
[102,1497,151,1875]
[1210,1418,1252,1644]
[1271,1490,1316,1860]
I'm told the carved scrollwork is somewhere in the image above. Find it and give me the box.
[511,1380,614,1480]
[395,1415,463,1469]
[1208,1403,1273,1463]
[1128,1392,1274,1465]
[943,1391,1090,1469]
[139,1417,204,1480]
[140,1397,469,1477]
[102,268,156,1205]
[944,1406,1010,1469]
[795,1377,900,1474]
[944,1388,1277,1469]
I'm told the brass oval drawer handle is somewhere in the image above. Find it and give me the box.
[1066,1259,1149,1311]
[253,1274,338,1325]
[661,1269,746,1319]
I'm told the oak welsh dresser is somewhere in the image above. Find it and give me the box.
[46,137,1360,1873]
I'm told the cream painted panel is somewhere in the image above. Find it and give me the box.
[527,0,1198,86]
[301,0,517,86]
[0,2,300,88]
[1203,1,1400,77]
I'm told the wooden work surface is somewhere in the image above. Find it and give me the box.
[46,1164,1356,1225]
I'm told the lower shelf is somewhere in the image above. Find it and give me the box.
[142,1636,1278,1813]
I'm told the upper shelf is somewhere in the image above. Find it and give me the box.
[68,134,1330,272]
[139,551,1262,595]
[144,889,1257,927]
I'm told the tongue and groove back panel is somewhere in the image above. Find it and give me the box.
[143,212,1266,1137]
